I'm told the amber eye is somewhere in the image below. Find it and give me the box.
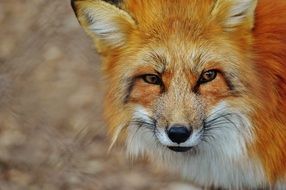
[141,74,162,85]
[199,70,218,84]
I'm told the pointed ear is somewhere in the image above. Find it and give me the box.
[71,0,136,53]
[212,0,257,31]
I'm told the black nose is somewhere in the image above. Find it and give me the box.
[167,124,192,144]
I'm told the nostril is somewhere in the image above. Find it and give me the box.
[167,125,192,144]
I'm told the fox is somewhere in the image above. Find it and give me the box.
[71,0,286,189]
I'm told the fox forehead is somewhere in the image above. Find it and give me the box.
[122,40,242,82]
[123,0,217,24]
[121,11,246,76]
[94,0,253,83]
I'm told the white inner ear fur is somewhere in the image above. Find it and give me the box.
[225,0,257,28]
[80,1,135,48]
[85,8,125,47]
[212,0,258,30]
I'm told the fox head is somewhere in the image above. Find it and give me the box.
[71,0,286,188]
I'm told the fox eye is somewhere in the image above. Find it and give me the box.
[141,74,162,85]
[199,70,218,84]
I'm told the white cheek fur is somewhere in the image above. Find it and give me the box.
[125,102,269,189]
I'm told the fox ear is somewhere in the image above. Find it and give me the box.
[212,0,257,31]
[71,0,135,53]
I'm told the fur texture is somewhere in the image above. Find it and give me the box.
[72,0,286,189]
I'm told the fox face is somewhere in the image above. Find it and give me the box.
[72,0,286,189]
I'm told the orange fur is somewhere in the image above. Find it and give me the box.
[72,0,286,188]
[251,0,286,182]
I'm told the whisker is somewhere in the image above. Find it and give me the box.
[130,121,154,129]
[128,115,157,146]
[131,120,154,126]
[204,121,236,129]
[205,107,231,120]
[221,115,240,129]
[205,112,236,124]
[201,108,248,144]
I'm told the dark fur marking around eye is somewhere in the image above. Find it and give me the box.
[224,76,235,92]
[103,0,122,6]
[222,72,239,95]
[123,78,135,104]
[192,71,236,95]
[123,74,165,104]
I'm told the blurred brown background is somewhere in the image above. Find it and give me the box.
[0,1,199,190]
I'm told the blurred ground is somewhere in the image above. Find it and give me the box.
[0,1,200,190]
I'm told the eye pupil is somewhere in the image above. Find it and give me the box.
[142,74,161,85]
[199,70,217,84]
[205,71,214,79]
[148,76,156,83]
